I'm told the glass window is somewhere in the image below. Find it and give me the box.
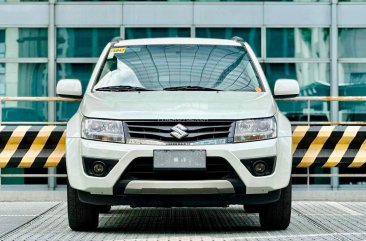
[0,63,4,94]
[338,63,366,121]
[125,28,190,39]
[57,28,120,58]
[339,29,366,58]
[339,63,366,87]
[0,28,47,58]
[267,28,330,58]
[265,63,330,122]
[1,168,48,185]
[0,63,48,122]
[56,63,94,121]
[196,28,261,57]
[96,44,263,92]
[0,30,4,57]
[292,167,331,186]
[339,167,366,186]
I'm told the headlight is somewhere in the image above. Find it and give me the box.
[234,117,276,143]
[82,118,125,143]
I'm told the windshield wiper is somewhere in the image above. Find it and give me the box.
[95,85,152,92]
[163,86,221,91]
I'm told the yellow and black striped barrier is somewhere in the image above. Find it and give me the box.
[0,126,66,168]
[292,126,366,168]
[0,125,365,169]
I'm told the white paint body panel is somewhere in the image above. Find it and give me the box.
[56,79,82,97]
[274,79,300,97]
[81,92,276,120]
[66,38,292,198]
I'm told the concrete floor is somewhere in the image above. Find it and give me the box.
[0,201,365,241]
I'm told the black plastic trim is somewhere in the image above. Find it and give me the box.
[78,189,281,207]
[112,178,246,196]
[113,156,246,195]
[274,94,299,99]
[57,94,83,99]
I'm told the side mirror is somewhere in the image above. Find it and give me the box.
[274,79,299,98]
[56,79,82,98]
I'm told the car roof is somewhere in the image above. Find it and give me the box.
[113,37,243,47]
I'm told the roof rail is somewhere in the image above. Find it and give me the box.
[111,36,124,43]
[231,36,244,42]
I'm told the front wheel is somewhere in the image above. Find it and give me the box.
[259,182,292,230]
[244,204,260,213]
[67,183,99,231]
[97,205,111,213]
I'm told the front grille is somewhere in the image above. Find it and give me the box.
[124,120,235,143]
[121,157,239,180]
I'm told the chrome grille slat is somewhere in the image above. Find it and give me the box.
[125,120,234,143]
[128,131,173,138]
[127,124,232,131]
[128,130,230,138]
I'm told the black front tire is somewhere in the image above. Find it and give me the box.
[244,204,260,213]
[259,182,292,230]
[97,205,111,213]
[67,183,99,231]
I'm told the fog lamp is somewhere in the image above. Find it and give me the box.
[253,161,267,175]
[93,161,106,176]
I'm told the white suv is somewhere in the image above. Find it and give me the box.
[57,37,299,231]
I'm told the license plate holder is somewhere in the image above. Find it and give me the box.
[153,150,206,170]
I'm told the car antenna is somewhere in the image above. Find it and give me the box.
[231,36,244,43]
[111,36,124,43]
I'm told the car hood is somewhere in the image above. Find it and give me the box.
[80,91,277,120]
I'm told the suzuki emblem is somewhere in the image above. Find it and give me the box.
[170,124,188,139]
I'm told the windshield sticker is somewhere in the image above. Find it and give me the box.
[255,86,262,92]
[111,47,126,54]
[108,47,127,59]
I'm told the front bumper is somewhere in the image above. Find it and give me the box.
[77,189,282,207]
[66,137,292,196]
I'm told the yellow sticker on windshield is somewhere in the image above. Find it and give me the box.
[110,47,126,54]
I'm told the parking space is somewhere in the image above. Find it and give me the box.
[0,201,365,241]
[0,202,59,237]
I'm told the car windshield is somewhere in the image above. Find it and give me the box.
[94,44,264,92]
